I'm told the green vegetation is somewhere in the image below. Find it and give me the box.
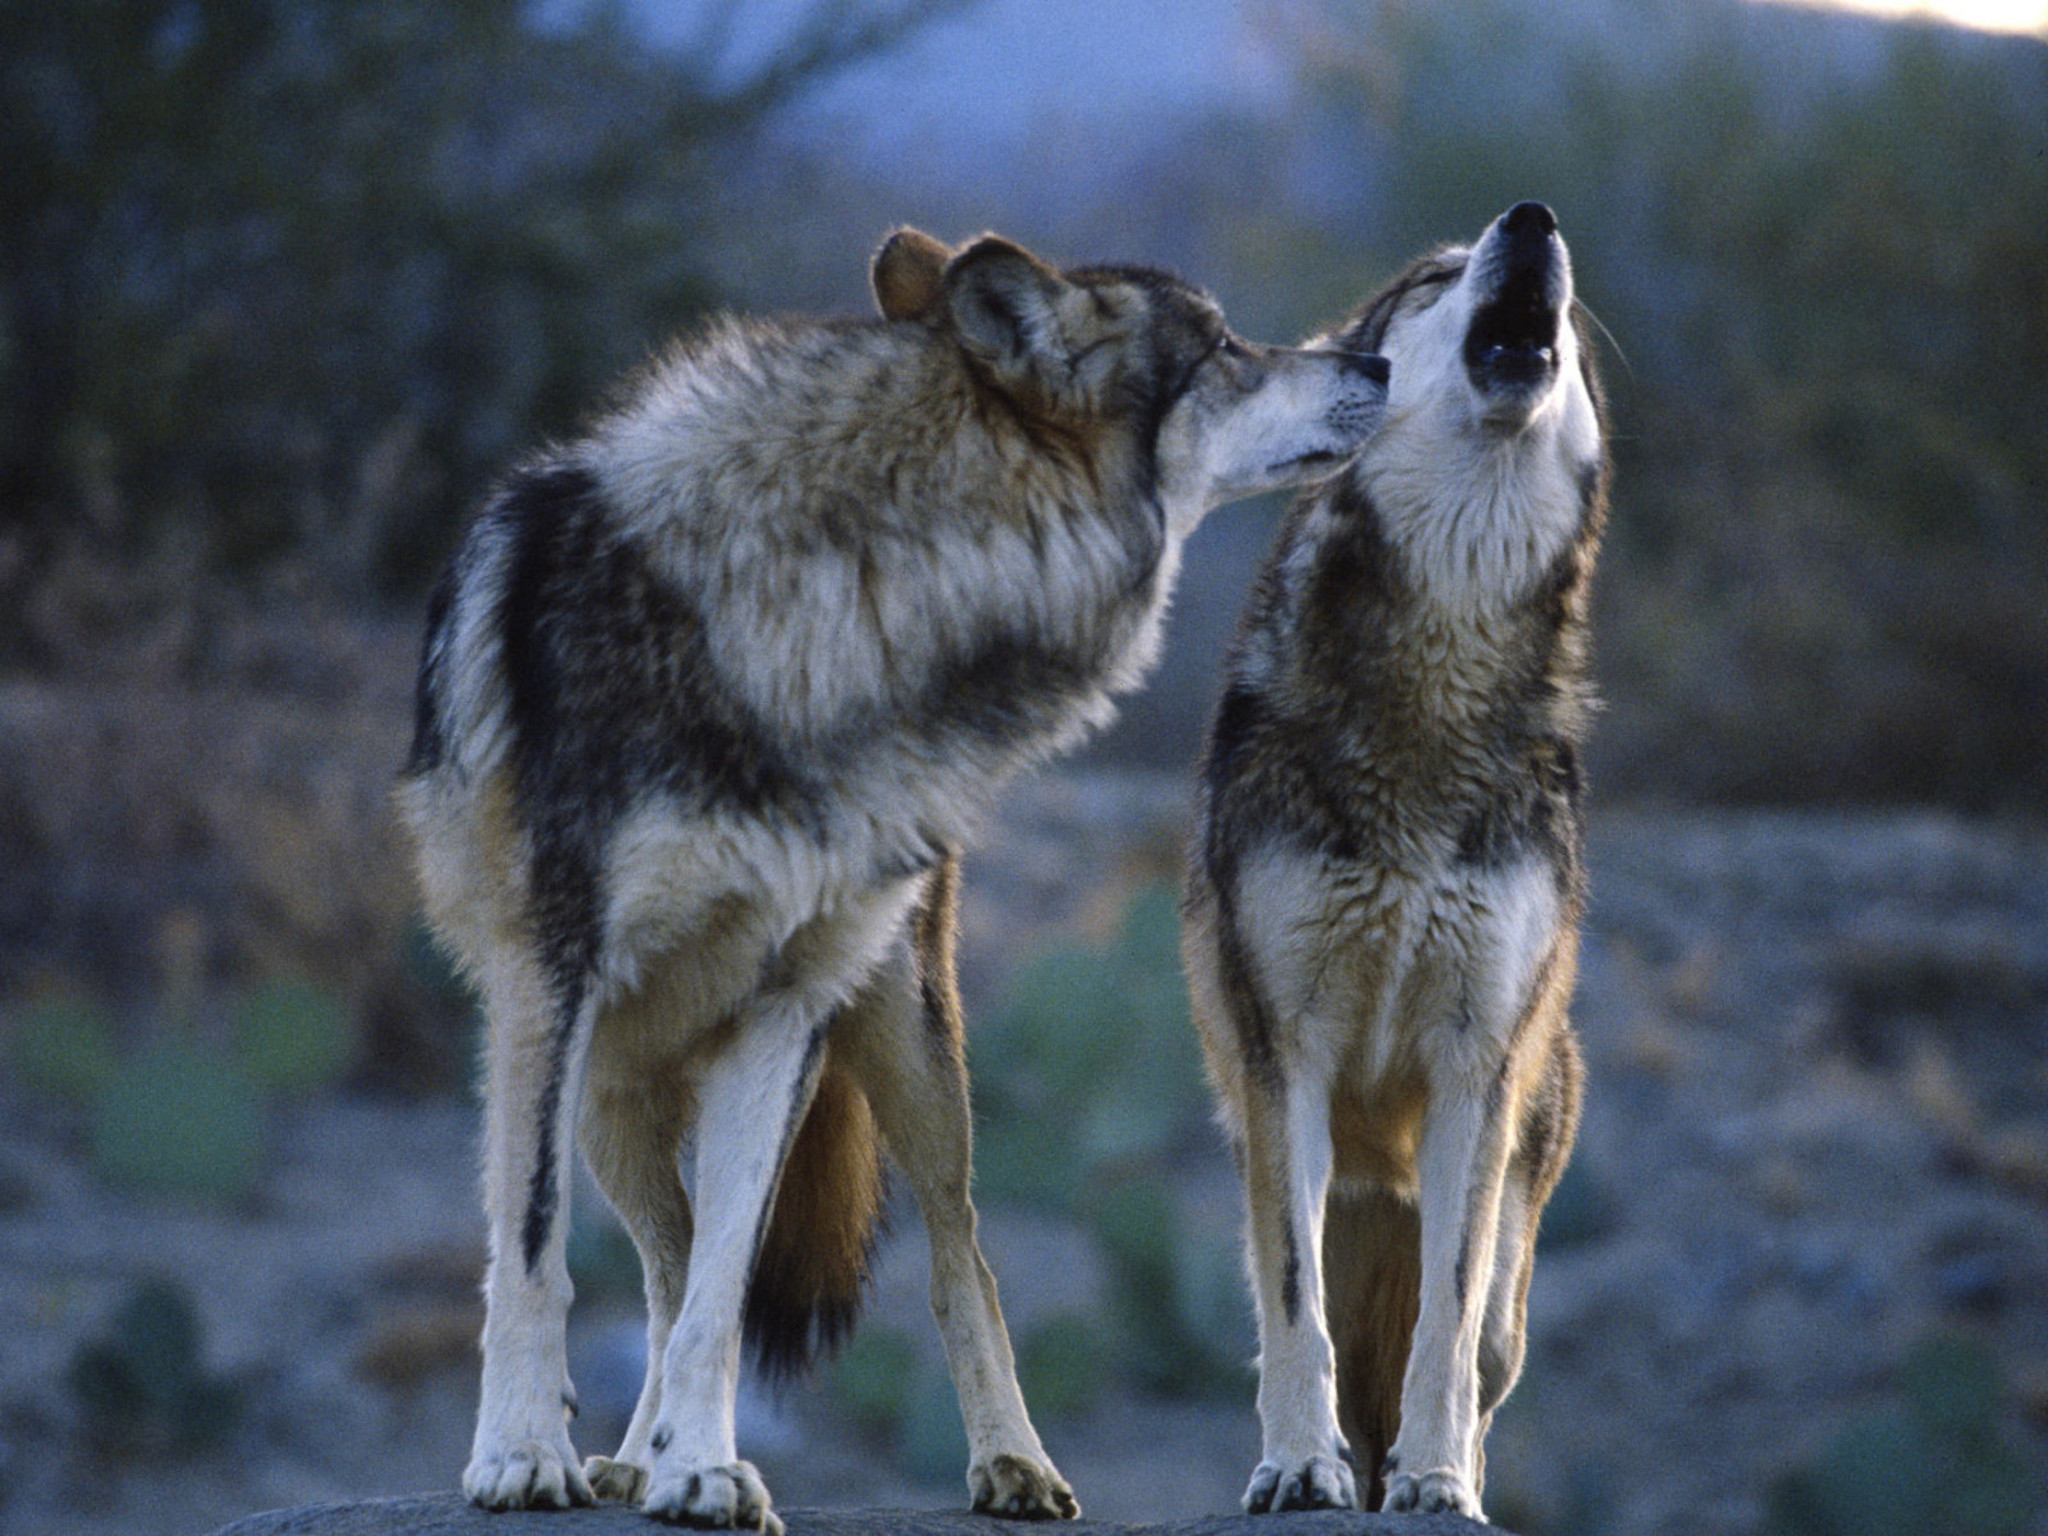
[1535,1157,1619,1253]
[91,1040,265,1202]
[10,993,121,1104]
[972,882,1209,1214]
[829,1325,922,1437]
[972,883,1249,1402]
[8,975,360,1203]
[400,915,477,1015]
[566,1209,645,1308]
[826,1325,970,1486]
[1016,1314,1108,1422]
[229,979,355,1097]
[68,1278,242,1454]
[898,1367,973,1486]
[1766,1333,2032,1536]
[1090,1181,1252,1400]
[383,915,486,1100]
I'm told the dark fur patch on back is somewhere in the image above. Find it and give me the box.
[486,458,827,995]
[920,633,1105,762]
[480,451,1155,917]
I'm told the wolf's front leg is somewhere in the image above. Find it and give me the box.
[840,877,1077,1521]
[1239,1063,1357,1514]
[1381,1061,1516,1521]
[466,970,598,1510]
[637,1001,830,1534]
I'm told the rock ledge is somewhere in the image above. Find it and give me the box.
[210,1495,1499,1536]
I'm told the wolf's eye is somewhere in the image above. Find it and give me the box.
[1408,277,1457,313]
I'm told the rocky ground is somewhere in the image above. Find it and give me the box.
[3,744,2046,1536]
[211,1495,1492,1535]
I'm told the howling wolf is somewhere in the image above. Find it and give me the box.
[1184,201,1607,1520]
[400,227,1388,1530]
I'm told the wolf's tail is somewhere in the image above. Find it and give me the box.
[1325,1186,1422,1512]
[743,1052,886,1380]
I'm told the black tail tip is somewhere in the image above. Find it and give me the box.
[743,1288,867,1383]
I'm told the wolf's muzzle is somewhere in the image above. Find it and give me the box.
[1463,202,1566,396]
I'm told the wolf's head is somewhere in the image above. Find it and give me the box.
[872,228,1389,530]
[1326,201,1599,440]
[1309,204,1607,611]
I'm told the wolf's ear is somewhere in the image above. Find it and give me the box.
[871,227,953,322]
[941,236,1073,375]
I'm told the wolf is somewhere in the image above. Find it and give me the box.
[398,226,1388,1530]
[1182,201,1607,1520]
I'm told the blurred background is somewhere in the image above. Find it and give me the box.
[0,2,2043,1534]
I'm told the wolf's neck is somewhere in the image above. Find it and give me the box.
[1359,407,1591,617]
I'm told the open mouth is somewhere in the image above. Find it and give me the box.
[1464,268,1560,395]
[1463,206,1565,398]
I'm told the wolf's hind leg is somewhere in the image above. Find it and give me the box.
[578,1055,693,1505]
[466,961,599,1511]
[1474,1024,1584,1480]
[841,860,1077,1520]
[634,997,827,1535]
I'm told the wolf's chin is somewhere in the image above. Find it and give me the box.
[1470,336,1562,431]
[1479,342,1554,377]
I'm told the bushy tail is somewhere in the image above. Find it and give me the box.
[1325,1186,1421,1512]
[743,1053,886,1380]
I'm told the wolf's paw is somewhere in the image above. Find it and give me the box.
[1244,1452,1358,1514]
[585,1454,649,1503]
[463,1433,594,1510]
[1383,1466,1484,1520]
[970,1451,1080,1520]
[642,1458,783,1534]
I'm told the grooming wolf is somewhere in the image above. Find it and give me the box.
[399,228,1387,1529]
[1184,202,1606,1519]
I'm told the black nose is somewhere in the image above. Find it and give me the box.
[1340,352,1390,386]
[1501,201,1557,238]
